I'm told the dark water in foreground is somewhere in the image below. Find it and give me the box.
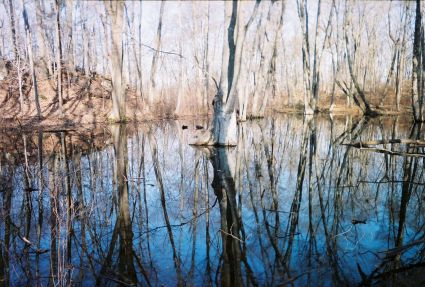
[0,115,425,286]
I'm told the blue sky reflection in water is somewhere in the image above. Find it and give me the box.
[0,115,424,286]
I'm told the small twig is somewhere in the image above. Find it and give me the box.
[141,42,184,58]
[218,229,244,243]
[332,225,353,238]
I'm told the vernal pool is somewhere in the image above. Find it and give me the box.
[0,114,424,286]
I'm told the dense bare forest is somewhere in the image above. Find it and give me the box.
[1,1,425,286]
[0,0,423,126]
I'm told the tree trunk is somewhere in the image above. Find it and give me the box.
[54,0,63,116]
[257,1,287,117]
[138,2,143,102]
[22,0,42,120]
[203,2,210,116]
[192,1,260,146]
[83,5,90,77]
[252,2,274,117]
[412,0,423,122]
[35,0,53,77]
[106,1,126,122]
[149,0,165,108]
[343,2,376,116]
[7,0,18,59]
[175,5,184,116]
[297,0,314,115]
[66,0,74,71]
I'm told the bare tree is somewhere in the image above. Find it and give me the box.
[252,1,287,118]
[6,0,18,59]
[65,0,74,71]
[412,0,423,122]
[203,2,211,115]
[296,0,332,115]
[343,1,376,116]
[105,0,126,122]
[54,0,63,115]
[22,0,42,119]
[148,0,165,108]
[35,0,52,77]
[192,1,260,146]
[83,2,91,77]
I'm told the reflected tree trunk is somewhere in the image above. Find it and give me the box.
[49,155,59,286]
[204,146,258,286]
[98,125,136,285]
[113,125,137,284]
[147,129,183,284]
[209,147,242,287]
[0,165,13,287]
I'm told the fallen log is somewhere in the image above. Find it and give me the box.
[343,139,425,148]
[347,146,425,158]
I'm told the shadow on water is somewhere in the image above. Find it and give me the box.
[0,115,425,286]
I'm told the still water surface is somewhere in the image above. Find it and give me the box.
[0,115,424,286]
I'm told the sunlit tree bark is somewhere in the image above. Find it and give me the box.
[105,1,126,122]
[192,1,260,146]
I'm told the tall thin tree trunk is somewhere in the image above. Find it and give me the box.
[35,0,53,77]
[138,2,143,101]
[297,0,313,115]
[66,0,74,71]
[260,1,287,116]
[55,0,63,116]
[149,0,165,108]
[106,1,126,122]
[175,2,184,115]
[83,5,90,77]
[412,0,423,122]
[22,1,42,119]
[343,2,375,116]
[203,2,210,116]
[7,0,18,59]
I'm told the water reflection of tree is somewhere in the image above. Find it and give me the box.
[205,146,258,287]
[0,162,13,287]
[358,122,425,286]
[147,127,183,285]
[1,116,425,286]
[97,124,137,286]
